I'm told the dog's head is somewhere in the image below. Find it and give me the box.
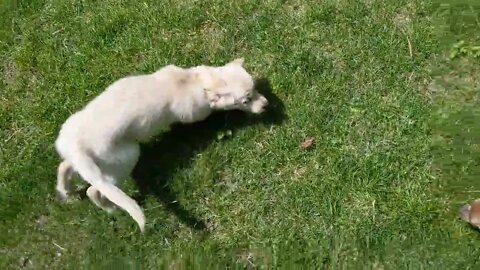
[196,58,268,114]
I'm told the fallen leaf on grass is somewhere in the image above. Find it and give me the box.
[300,137,315,149]
[459,199,480,229]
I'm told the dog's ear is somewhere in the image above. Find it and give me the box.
[231,57,245,66]
[204,88,220,106]
[205,90,235,109]
[205,89,235,110]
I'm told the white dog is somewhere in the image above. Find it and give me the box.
[54,58,268,232]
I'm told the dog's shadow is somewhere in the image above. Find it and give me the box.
[131,78,286,232]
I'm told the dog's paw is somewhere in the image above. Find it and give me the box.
[55,189,79,203]
[55,190,70,202]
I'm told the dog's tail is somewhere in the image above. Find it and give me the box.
[68,146,145,232]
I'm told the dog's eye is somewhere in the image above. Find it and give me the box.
[242,97,251,105]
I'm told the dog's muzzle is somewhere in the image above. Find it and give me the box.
[249,94,268,114]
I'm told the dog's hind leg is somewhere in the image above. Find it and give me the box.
[86,185,117,213]
[56,160,75,201]
[85,142,139,214]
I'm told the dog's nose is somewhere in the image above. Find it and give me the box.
[259,95,268,106]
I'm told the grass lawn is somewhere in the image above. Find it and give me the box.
[1,0,480,268]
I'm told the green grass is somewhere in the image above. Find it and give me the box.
[1,0,480,268]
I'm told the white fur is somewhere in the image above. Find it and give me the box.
[54,59,268,232]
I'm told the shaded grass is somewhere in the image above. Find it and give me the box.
[430,0,480,226]
[0,0,479,268]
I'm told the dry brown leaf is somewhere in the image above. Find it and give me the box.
[470,200,480,226]
[300,137,315,149]
[459,199,480,229]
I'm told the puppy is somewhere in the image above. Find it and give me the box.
[54,58,268,232]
